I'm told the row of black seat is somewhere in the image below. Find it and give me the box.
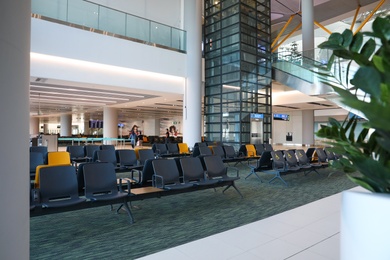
[31,155,242,223]
[246,147,340,186]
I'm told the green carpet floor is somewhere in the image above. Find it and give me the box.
[30,165,356,259]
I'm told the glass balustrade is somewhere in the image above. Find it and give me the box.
[32,0,186,53]
[272,48,354,86]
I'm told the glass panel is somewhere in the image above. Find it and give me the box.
[222,61,240,74]
[126,15,150,42]
[171,28,186,51]
[222,92,240,103]
[222,81,240,93]
[222,103,241,113]
[221,14,239,28]
[206,75,221,85]
[205,57,221,68]
[222,52,240,64]
[221,24,240,37]
[222,0,239,9]
[205,114,221,123]
[221,43,240,54]
[32,0,67,20]
[32,0,186,52]
[150,22,171,47]
[205,86,221,95]
[99,7,126,35]
[222,71,240,83]
[207,123,222,132]
[221,5,239,19]
[68,0,99,28]
[206,67,221,77]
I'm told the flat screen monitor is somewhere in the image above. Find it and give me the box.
[273,113,289,121]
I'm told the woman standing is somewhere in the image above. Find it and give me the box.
[129,125,138,148]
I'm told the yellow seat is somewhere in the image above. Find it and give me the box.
[134,147,148,160]
[34,152,72,188]
[245,144,257,157]
[48,151,71,165]
[178,143,189,154]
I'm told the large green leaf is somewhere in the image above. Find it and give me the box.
[360,38,376,59]
[350,66,382,99]
[372,16,390,41]
[350,32,363,52]
[341,29,353,47]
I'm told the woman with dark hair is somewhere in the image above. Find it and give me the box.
[129,125,138,148]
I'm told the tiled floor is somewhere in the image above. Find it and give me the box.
[137,186,364,260]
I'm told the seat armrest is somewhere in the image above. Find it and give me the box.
[227,166,239,177]
[152,174,164,188]
[31,188,40,204]
[119,178,132,194]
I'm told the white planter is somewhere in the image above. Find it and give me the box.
[341,190,390,260]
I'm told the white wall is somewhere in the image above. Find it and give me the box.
[272,111,303,144]
[31,19,186,94]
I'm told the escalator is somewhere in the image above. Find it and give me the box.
[271,49,364,116]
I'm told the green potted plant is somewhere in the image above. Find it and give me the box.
[316,15,390,260]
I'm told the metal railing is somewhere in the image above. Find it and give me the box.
[32,0,187,53]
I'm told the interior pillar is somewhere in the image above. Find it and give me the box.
[182,0,202,147]
[302,0,315,52]
[103,107,118,144]
[60,114,72,137]
[30,117,40,136]
[302,110,315,145]
[0,0,31,259]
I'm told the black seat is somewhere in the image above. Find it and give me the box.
[295,149,321,175]
[66,146,88,165]
[211,146,225,159]
[180,157,219,186]
[166,143,179,155]
[283,150,301,172]
[116,149,138,167]
[139,158,158,187]
[270,150,298,186]
[263,143,274,151]
[83,162,133,223]
[152,159,194,190]
[116,149,142,182]
[100,145,115,151]
[199,146,212,156]
[254,144,265,155]
[246,151,273,180]
[202,155,243,198]
[96,150,118,168]
[84,145,100,161]
[315,148,329,167]
[138,149,155,165]
[305,147,316,162]
[30,152,44,180]
[39,165,86,208]
[30,146,48,164]
[152,143,168,157]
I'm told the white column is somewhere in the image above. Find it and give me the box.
[183,0,202,147]
[30,117,40,136]
[302,0,314,52]
[0,0,30,259]
[103,107,118,144]
[84,120,90,135]
[43,123,49,134]
[302,110,314,145]
[60,114,72,137]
